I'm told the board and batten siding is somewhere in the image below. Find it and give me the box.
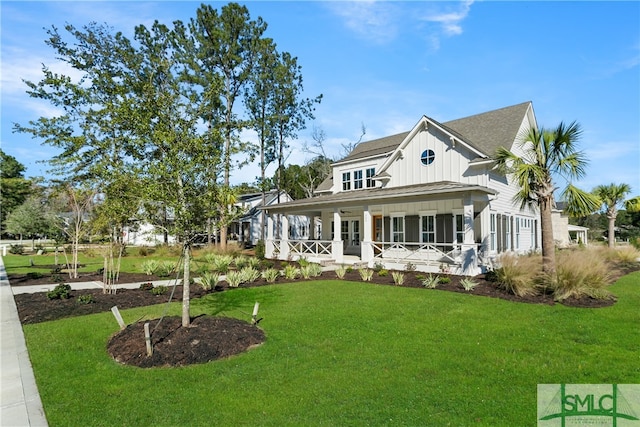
[384,127,485,188]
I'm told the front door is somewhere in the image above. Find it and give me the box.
[342,219,360,255]
[372,215,382,254]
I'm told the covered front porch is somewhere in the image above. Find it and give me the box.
[263,182,498,275]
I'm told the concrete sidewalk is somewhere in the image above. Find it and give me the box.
[0,256,48,427]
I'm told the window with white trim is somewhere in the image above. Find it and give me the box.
[341,220,349,242]
[354,170,363,189]
[421,215,435,243]
[342,172,351,191]
[392,216,405,243]
[490,213,496,251]
[454,214,464,244]
[366,168,375,188]
[351,220,360,246]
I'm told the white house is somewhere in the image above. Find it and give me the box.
[263,102,542,275]
[231,190,315,247]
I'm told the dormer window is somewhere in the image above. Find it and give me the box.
[420,149,435,165]
[366,168,375,188]
[342,172,351,190]
[354,170,363,189]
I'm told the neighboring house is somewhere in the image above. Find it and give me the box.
[263,101,542,275]
[552,203,589,247]
[231,190,315,247]
[123,221,177,246]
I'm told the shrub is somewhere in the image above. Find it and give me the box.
[77,294,95,304]
[234,255,249,269]
[211,255,233,274]
[262,268,279,283]
[300,263,322,279]
[255,240,265,259]
[377,269,389,277]
[281,264,301,280]
[247,257,261,269]
[9,244,24,255]
[372,262,384,272]
[548,250,612,301]
[415,274,425,281]
[240,267,261,283]
[137,246,154,256]
[392,271,405,286]
[358,268,374,282]
[52,274,63,283]
[614,246,640,266]
[141,260,160,276]
[151,285,168,295]
[198,272,220,290]
[438,277,451,284]
[335,265,347,279]
[298,257,310,268]
[156,261,175,278]
[47,283,71,300]
[139,282,154,291]
[422,274,440,289]
[460,277,478,291]
[226,270,243,288]
[494,253,540,297]
[484,270,499,282]
[26,271,43,280]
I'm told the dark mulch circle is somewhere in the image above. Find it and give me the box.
[107,316,265,368]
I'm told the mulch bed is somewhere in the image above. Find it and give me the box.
[10,265,631,368]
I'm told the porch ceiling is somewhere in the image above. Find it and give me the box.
[263,181,497,213]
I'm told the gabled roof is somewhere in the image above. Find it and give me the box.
[334,101,533,165]
[335,131,410,164]
[442,101,533,158]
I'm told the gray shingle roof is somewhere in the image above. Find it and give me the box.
[442,101,532,157]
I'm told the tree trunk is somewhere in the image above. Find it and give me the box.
[540,197,556,276]
[607,214,616,248]
[182,243,191,327]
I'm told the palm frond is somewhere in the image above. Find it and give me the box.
[561,184,601,217]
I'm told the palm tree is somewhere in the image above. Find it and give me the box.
[495,121,599,276]
[593,183,632,247]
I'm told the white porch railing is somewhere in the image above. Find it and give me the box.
[370,242,463,264]
[287,240,333,257]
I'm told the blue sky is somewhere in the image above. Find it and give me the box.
[2,1,639,199]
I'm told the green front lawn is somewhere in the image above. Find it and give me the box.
[23,273,640,426]
[2,249,181,275]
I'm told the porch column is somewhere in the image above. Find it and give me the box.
[362,206,373,264]
[265,214,274,258]
[280,214,290,260]
[332,209,343,264]
[461,196,478,275]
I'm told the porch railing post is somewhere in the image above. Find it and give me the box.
[332,209,343,263]
[265,215,275,259]
[280,215,290,260]
[460,244,478,276]
[362,207,373,264]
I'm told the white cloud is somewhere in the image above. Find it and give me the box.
[421,0,474,36]
[325,1,400,44]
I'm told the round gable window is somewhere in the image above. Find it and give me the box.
[421,149,435,165]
